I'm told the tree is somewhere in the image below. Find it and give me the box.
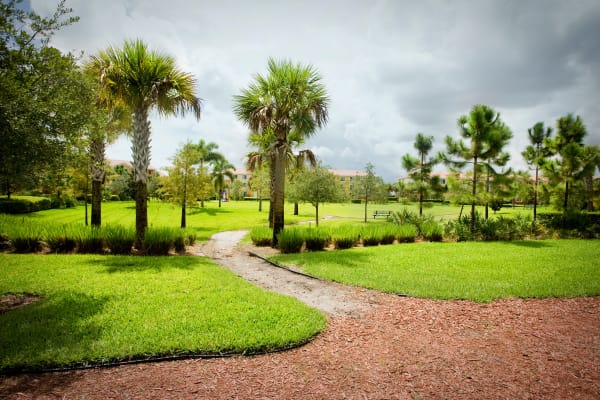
[87,39,201,246]
[288,164,345,226]
[357,163,387,223]
[481,122,512,219]
[163,141,201,228]
[210,154,235,208]
[401,133,441,217]
[290,149,317,215]
[229,179,245,201]
[194,139,219,207]
[248,165,269,212]
[522,122,552,220]
[543,114,599,215]
[445,104,511,232]
[233,58,329,246]
[0,0,92,198]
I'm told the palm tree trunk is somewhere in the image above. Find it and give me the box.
[315,203,319,226]
[269,155,276,228]
[181,173,187,228]
[563,180,569,214]
[485,167,490,220]
[218,184,222,208]
[132,106,151,248]
[272,143,286,247]
[89,136,106,227]
[294,202,299,215]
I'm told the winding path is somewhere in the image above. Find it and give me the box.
[194,230,379,316]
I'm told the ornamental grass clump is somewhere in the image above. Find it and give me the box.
[143,227,177,255]
[76,226,105,254]
[420,221,443,242]
[396,224,418,243]
[331,226,360,249]
[104,225,135,255]
[277,228,304,253]
[10,225,44,253]
[45,225,77,253]
[303,227,330,251]
[250,226,272,247]
[361,224,397,246]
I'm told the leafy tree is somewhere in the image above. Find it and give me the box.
[229,179,245,201]
[248,165,269,212]
[357,163,388,223]
[210,154,235,208]
[522,122,552,220]
[401,133,442,217]
[87,39,201,246]
[481,122,512,219]
[0,0,93,198]
[163,142,201,228]
[445,104,511,232]
[543,114,599,215]
[288,164,346,226]
[289,149,317,215]
[107,165,135,200]
[234,58,329,246]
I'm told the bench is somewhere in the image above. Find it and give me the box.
[372,210,391,219]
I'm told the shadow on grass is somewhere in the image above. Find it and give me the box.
[0,292,108,373]
[88,255,201,273]
[274,248,373,271]
[187,207,233,216]
[500,240,554,248]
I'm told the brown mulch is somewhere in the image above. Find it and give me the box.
[0,294,41,314]
[1,295,598,399]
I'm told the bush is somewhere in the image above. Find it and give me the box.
[420,221,443,242]
[277,228,304,253]
[303,227,330,251]
[0,197,52,214]
[331,226,360,249]
[104,225,134,255]
[250,226,272,247]
[361,224,397,246]
[10,225,44,253]
[45,225,77,253]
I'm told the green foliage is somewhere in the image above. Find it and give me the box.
[303,227,330,251]
[277,228,305,253]
[395,224,418,243]
[103,225,135,255]
[250,226,273,246]
[360,223,397,246]
[143,227,178,255]
[45,225,77,253]
[0,197,52,214]
[0,253,326,372]
[271,240,600,302]
[76,227,105,254]
[331,226,360,249]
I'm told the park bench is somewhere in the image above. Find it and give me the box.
[372,210,391,219]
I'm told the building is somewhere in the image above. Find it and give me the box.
[329,169,368,197]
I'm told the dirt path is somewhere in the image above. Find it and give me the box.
[1,232,599,399]
[193,230,382,316]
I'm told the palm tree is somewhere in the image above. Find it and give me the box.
[402,133,440,218]
[522,122,552,220]
[445,104,512,232]
[86,39,201,246]
[233,58,329,246]
[210,155,235,208]
[194,139,219,207]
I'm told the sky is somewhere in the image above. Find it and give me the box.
[31,0,600,182]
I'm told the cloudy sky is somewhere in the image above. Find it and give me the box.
[31,0,600,181]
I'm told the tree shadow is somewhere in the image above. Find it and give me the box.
[0,292,108,374]
[499,240,553,248]
[187,207,233,216]
[88,255,200,273]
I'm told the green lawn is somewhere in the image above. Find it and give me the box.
[0,253,326,373]
[270,240,600,302]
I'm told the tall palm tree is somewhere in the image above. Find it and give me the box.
[210,155,235,208]
[85,39,201,246]
[522,122,552,220]
[445,104,511,232]
[233,58,329,246]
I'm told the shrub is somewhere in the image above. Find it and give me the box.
[277,228,304,253]
[10,225,44,253]
[396,224,417,243]
[143,227,176,256]
[331,226,360,249]
[421,221,443,242]
[361,224,397,246]
[250,226,272,247]
[104,225,134,255]
[45,225,77,253]
[303,227,330,251]
[0,197,52,214]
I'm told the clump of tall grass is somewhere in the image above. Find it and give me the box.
[330,226,360,249]
[45,225,78,253]
[104,225,135,255]
[277,228,304,253]
[10,225,44,253]
[250,226,272,247]
[361,223,397,246]
[76,226,105,254]
[303,227,330,251]
[421,221,443,242]
[143,227,177,255]
[396,224,417,243]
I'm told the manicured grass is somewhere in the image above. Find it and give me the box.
[270,240,600,302]
[0,254,326,372]
[1,200,313,242]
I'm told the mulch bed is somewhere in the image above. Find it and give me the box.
[1,295,598,399]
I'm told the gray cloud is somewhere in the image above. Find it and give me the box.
[34,0,600,181]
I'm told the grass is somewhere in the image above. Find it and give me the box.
[270,240,600,302]
[0,253,326,373]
